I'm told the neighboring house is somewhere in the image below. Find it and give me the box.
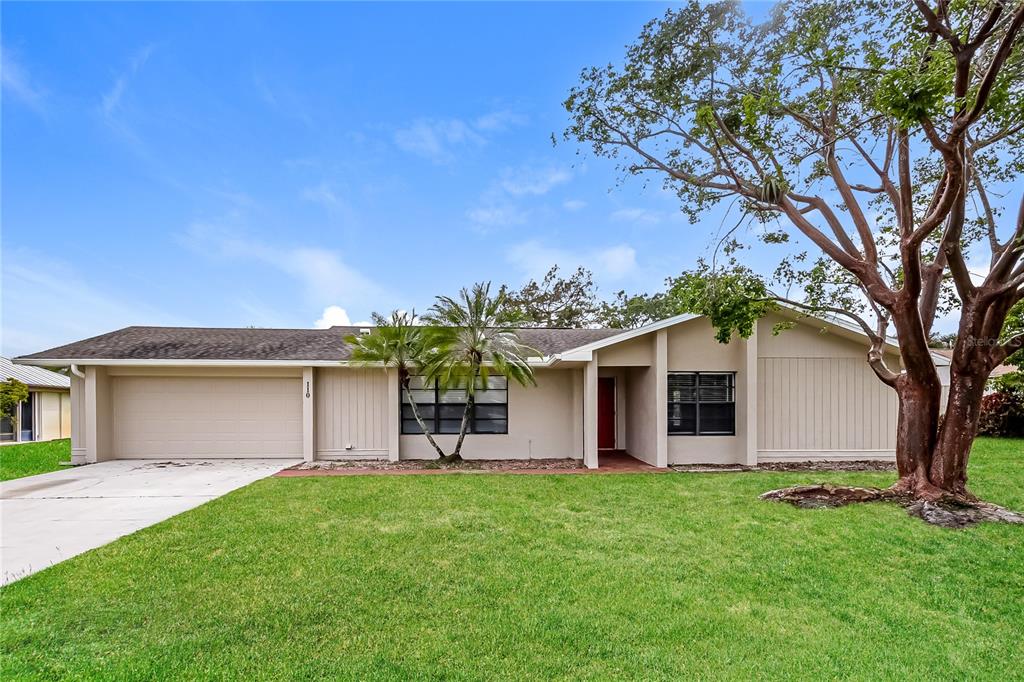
[14,310,942,467]
[931,348,1014,396]
[1,356,72,443]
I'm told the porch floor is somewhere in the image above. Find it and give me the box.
[598,450,657,471]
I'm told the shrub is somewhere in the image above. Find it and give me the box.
[977,388,1024,438]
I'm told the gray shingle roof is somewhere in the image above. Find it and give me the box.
[15,326,626,363]
[1,356,71,388]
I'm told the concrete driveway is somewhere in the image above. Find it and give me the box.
[0,459,300,585]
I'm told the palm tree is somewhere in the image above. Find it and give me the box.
[422,282,538,463]
[344,311,446,459]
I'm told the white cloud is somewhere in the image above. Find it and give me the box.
[182,222,387,310]
[299,180,352,212]
[1,248,183,357]
[595,245,639,277]
[610,207,669,225]
[299,182,359,228]
[101,44,155,118]
[393,118,484,163]
[393,109,525,163]
[1,47,46,111]
[466,163,573,230]
[301,182,341,208]
[466,204,527,228]
[563,199,587,212]
[284,247,381,303]
[314,305,371,329]
[506,240,638,282]
[499,165,571,196]
[474,109,528,132]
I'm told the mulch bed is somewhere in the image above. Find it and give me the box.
[278,458,588,476]
[755,460,897,472]
[283,458,894,477]
[671,460,897,473]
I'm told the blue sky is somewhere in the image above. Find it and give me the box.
[4,1,787,356]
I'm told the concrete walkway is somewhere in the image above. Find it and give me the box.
[0,459,299,585]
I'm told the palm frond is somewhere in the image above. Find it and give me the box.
[421,282,539,393]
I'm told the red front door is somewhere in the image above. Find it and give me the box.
[598,377,616,450]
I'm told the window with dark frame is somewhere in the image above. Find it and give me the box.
[667,372,736,436]
[401,375,508,435]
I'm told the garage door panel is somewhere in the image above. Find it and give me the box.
[112,376,302,458]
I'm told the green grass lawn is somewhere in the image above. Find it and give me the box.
[2,439,1022,680]
[0,439,69,481]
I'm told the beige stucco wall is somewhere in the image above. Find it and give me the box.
[598,335,653,366]
[665,318,750,465]
[623,366,657,465]
[315,367,391,458]
[756,315,898,460]
[758,313,876,359]
[399,367,578,460]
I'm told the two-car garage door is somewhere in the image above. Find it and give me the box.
[111,376,303,458]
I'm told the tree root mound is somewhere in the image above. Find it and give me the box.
[760,484,1024,528]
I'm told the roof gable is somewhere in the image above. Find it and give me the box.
[550,306,926,364]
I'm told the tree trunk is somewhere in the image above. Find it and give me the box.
[402,384,447,460]
[887,332,998,501]
[929,355,990,498]
[891,374,944,498]
[449,395,474,462]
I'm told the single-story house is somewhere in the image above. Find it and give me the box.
[1,356,72,443]
[14,310,945,468]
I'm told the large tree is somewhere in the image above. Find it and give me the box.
[565,0,1024,505]
[500,265,601,328]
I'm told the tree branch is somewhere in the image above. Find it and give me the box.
[913,0,962,49]
[958,2,1024,130]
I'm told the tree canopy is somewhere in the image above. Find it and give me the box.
[564,0,1024,502]
[0,379,29,426]
[500,265,600,328]
[565,0,1023,368]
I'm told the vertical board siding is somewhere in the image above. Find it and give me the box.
[757,357,897,451]
[316,368,389,454]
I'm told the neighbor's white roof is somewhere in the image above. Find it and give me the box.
[1,356,70,389]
